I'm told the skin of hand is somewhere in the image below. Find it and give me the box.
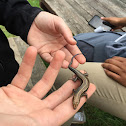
[27,12,85,69]
[101,17,126,31]
[0,46,96,126]
[102,56,126,87]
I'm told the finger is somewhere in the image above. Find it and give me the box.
[101,17,111,22]
[40,52,53,63]
[58,59,69,69]
[104,69,121,83]
[66,44,86,64]
[55,17,77,45]
[112,56,126,62]
[11,46,37,89]
[111,27,120,31]
[104,58,122,69]
[40,51,69,69]
[105,57,126,73]
[43,79,81,109]
[61,47,79,68]
[53,83,96,126]
[50,49,71,69]
[29,50,65,99]
[40,49,78,69]
[102,63,121,75]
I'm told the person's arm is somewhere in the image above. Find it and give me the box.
[0,0,41,42]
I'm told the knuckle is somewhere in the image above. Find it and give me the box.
[105,58,113,63]
[112,56,118,59]
[106,64,112,70]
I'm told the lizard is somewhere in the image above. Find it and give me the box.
[68,53,90,109]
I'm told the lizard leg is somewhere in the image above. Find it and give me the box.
[81,92,88,99]
[83,70,88,77]
[72,76,78,82]
[72,89,76,95]
[69,74,78,82]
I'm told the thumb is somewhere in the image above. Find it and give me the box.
[101,17,111,22]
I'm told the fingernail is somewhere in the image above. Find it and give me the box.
[71,38,77,44]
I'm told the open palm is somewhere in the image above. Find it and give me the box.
[0,47,95,126]
[27,12,85,68]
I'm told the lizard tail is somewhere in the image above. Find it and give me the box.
[68,53,82,67]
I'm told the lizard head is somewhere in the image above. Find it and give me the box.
[72,89,80,109]
[73,102,79,110]
[72,99,79,110]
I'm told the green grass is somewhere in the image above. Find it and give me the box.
[28,0,40,8]
[84,104,126,126]
[0,25,15,38]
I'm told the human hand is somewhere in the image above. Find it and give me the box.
[27,12,85,68]
[101,17,126,31]
[102,56,126,87]
[0,46,95,126]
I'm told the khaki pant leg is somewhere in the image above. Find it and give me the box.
[54,62,126,121]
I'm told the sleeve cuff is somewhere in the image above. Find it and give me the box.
[20,7,42,43]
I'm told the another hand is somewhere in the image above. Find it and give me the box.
[27,12,85,68]
[102,56,126,87]
[101,17,126,31]
[0,46,95,126]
